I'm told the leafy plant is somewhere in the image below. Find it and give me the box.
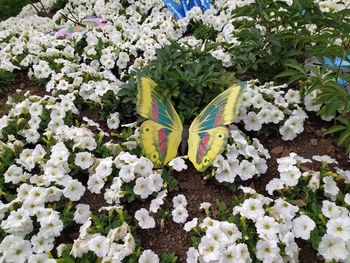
[0,70,15,93]
[118,42,237,124]
[228,0,350,82]
[277,58,350,152]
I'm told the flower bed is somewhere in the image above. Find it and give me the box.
[0,0,350,262]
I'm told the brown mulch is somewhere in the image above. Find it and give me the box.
[0,71,49,117]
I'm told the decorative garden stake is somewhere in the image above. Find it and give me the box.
[54,16,106,39]
[162,0,210,20]
[136,76,244,172]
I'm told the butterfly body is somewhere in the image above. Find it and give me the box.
[137,76,244,172]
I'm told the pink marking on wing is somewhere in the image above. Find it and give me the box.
[202,134,210,145]
[160,141,167,155]
[214,106,224,126]
[153,99,159,121]
[200,145,205,155]
[158,130,166,141]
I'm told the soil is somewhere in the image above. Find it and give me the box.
[0,71,49,117]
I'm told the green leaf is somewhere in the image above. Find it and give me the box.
[338,130,350,146]
[324,125,346,135]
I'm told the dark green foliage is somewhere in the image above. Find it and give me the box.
[0,0,36,21]
[0,70,15,93]
[118,42,237,124]
[229,0,350,82]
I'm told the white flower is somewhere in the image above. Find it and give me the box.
[318,234,348,261]
[133,177,152,199]
[107,112,120,129]
[274,198,299,221]
[220,221,242,242]
[28,253,56,263]
[256,240,280,261]
[184,218,198,232]
[198,236,220,262]
[173,194,187,208]
[150,190,167,213]
[63,180,85,201]
[139,250,159,263]
[88,235,109,257]
[237,160,256,180]
[312,155,338,164]
[244,111,262,131]
[199,202,211,211]
[168,157,187,171]
[256,216,279,239]
[135,208,155,229]
[75,152,94,169]
[266,178,284,195]
[134,157,153,177]
[87,174,105,194]
[31,234,54,254]
[186,247,199,263]
[327,217,350,241]
[3,236,32,263]
[280,166,302,186]
[148,173,163,192]
[172,206,188,223]
[322,200,342,219]
[240,198,265,221]
[323,176,339,200]
[292,215,316,240]
[344,193,350,205]
[119,164,136,183]
[74,204,91,224]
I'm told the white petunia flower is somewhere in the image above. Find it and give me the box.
[186,247,199,263]
[326,217,350,241]
[88,235,109,257]
[292,215,316,240]
[75,152,94,169]
[256,216,279,239]
[63,180,85,201]
[323,176,339,200]
[172,206,188,224]
[168,157,188,171]
[173,194,187,208]
[312,155,338,164]
[240,198,265,221]
[150,190,168,213]
[139,249,159,263]
[318,234,348,261]
[184,218,198,232]
[107,112,120,130]
[74,204,91,224]
[198,236,220,262]
[133,177,153,199]
[256,240,280,262]
[135,208,155,229]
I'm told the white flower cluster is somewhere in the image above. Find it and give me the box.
[265,153,350,261]
[70,221,135,260]
[187,187,316,263]
[172,194,188,224]
[237,81,308,140]
[213,126,270,183]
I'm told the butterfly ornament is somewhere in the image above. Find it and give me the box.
[163,0,210,20]
[54,16,106,39]
[136,76,244,172]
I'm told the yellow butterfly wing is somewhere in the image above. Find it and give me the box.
[136,76,183,168]
[188,84,245,172]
